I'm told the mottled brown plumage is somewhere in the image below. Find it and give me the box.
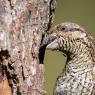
[46,22,95,95]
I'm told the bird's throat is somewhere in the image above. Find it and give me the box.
[65,52,94,76]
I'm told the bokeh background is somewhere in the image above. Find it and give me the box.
[45,0,95,95]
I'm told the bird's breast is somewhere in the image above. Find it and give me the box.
[55,63,95,95]
[66,62,95,77]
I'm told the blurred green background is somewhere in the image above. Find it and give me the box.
[45,0,95,95]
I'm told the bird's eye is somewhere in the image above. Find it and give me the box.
[61,27,65,31]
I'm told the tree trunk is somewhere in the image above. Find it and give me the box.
[0,0,56,95]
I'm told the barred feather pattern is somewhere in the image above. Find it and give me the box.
[46,22,95,95]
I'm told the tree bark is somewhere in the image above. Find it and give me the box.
[0,0,56,95]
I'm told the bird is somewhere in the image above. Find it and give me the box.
[45,22,95,95]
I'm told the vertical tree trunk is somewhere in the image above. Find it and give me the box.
[0,0,56,95]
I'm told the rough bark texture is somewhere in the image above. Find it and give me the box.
[0,0,56,95]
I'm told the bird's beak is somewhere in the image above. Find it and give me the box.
[46,39,59,50]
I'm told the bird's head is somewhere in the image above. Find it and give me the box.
[47,22,95,56]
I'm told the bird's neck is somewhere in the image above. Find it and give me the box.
[64,46,94,76]
[68,52,93,65]
[67,43,93,65]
